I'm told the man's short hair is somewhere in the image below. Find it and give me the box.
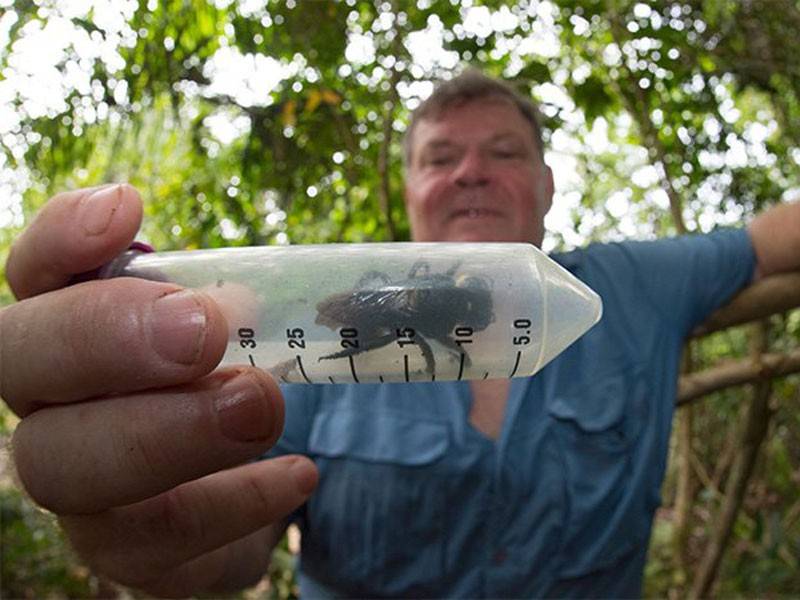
[403,69,546,166]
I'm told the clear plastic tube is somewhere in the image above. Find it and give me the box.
[103,243,602,384]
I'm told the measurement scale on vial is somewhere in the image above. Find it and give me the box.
[101,243,603,384]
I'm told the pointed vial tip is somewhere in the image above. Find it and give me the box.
[532,251,603,374]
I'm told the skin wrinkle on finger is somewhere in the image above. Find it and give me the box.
[116,391,208,490]
[58,457,317,591]
[141,480,219,569]
[0,279,227,417]
[148,528,272,598]
[142,544,233,598]
[140,524,279,597]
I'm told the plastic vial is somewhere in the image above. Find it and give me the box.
[102,243,602,384]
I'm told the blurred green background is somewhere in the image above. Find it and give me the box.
[1,0,799,597]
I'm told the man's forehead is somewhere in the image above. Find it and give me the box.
[412,97,534,146]
[422,132,526,148]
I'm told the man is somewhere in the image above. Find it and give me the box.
[2,70,798,597]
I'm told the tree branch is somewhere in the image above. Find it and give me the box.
[376,8,403,242]
[330,106,361,242]
[681,272,800,406]
[711,425,739,493]
[677,347,800,405]
[692,272,800,337]
[607,16,688,234]
[377,65,400,242]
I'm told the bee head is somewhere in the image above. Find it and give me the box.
[454,274,490,291]
[454,275,494,329]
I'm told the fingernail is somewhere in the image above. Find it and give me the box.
[215,374,275,443]
[289,457,318,495]
[79,184,122,236]
[150,290,208,365]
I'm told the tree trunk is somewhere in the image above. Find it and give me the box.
[673,350,697,585]
[689,323,775,598]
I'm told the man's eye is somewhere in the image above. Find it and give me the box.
[428,155,456,166]
[492,148,522,159]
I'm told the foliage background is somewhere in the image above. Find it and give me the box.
[1,0,799,597]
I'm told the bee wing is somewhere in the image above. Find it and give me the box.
[315,288,416,329]
[368,287,417,315]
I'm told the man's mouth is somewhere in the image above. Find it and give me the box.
[449,208,504,221]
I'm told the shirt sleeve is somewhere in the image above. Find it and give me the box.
[581,228,756,336]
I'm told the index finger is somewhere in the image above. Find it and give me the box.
[6,184,143,300]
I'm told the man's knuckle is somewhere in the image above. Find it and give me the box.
[242,471,277,516]
[5,238,22,289]
[0,309,8,403]
[0,304,34,406]
[59,302,97,360]
[11,417,56,510]
[61,285,145,363]
[49,189,73,205]
[115,421,174,487]
[160,485,211,549]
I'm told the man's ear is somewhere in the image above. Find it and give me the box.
[402,182,415,230]
[402,183,411,211]
[543,164,555,216]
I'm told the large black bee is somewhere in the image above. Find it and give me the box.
[315,260,494,377]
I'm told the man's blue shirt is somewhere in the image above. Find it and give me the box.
[272,229,755,598]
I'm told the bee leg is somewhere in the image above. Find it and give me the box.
[269,356,299,381]
[416,336,437,378]
[318,332,395,361]
[407,260,430,279]
[436,335,472,369]
[444,260,463,278]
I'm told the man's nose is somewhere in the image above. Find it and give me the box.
[452,150,490,187]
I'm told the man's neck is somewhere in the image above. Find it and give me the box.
[468,379,511,440]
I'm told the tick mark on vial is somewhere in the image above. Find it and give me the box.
[509,351,522,378]
[296,356,312,384]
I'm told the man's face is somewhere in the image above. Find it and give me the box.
[404,97,554,245]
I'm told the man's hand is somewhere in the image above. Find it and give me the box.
[1,185,318,597]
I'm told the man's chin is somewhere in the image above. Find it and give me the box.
[442,225,517,243]
[412,217,534,243]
